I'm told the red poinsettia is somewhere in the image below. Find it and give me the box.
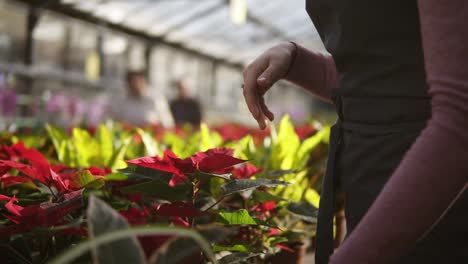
[295,124,317,139]
[154,202,203,218]
[0,142,69,191]
[119,205,192,258]
[0,174,31,188]
[0,190,83,236]
[126,148,246,185]
[120,207,149,226]
[233,164,263,179]
[251,201,277,214]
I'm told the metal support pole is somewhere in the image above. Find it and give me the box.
[97,32,105,78]
[144,44,152,79]
[20,4,39,116]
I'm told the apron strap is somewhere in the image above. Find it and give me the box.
[315,121,342,264]
[315,90,428,264]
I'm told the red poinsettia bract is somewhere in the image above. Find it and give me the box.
[126,148,246,185]
[0,142,69,191]
[233,164,263,179]
[0,190,83,236]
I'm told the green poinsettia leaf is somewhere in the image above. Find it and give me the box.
[108,137,131,170]
[136,128,160,156]
[45,124,68,160]
[87,195,145,264]
[266,236,289,246]
[103,172,128,181]
[212,244,251,253]
[120,180,190,201]
[252,191,285,203]
[96,124,114,166]
[218,209,272,227]
[220,179,288,197]
[72,170,105,190]
[286,201,318,223]
[294,126,330,169]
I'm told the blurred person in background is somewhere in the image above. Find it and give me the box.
[242,1,467,264]
[169,79,202,126]
[111,70,174,128]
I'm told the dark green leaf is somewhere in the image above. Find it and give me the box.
[120,180,190,201]
[263,169,297,179]
[220,179,288,196]
[219,252,260,264]
[193,170,231,181]
[87,195,145,264]
[252,191,285,203]
[0,237,32,264]
[149,226,236,264]
[286,201,318,223]
[118,165,172,182]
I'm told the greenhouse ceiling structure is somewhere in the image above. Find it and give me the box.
[16,0,323,68]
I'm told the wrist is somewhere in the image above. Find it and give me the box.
[284,41,298,77]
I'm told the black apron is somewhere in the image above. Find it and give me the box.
[305,1,468,263]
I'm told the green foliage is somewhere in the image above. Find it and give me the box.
[218,209,270,227]
[287,201,318,223]
[120,180,191,201]
[2,116,330,263]
[46,124,132,169]
[149,226,235,264]
[72,170,105,189]
[220,179,288,197]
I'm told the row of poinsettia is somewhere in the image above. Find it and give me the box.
[0,143,293,262]
[0,118,327,263]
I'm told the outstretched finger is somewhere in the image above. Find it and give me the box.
[242,61,268,125]
[259,96,274,121]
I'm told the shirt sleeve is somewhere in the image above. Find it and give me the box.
[284,43,338,103]
[330,1,468,263]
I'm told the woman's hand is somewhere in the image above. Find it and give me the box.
[242,42,296,129]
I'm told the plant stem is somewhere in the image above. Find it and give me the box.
[47,185,59,201]
[203,196,226,212]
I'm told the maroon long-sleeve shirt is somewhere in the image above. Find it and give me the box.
[286,0,468,262]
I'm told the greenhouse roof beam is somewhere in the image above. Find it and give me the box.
[13,0,243,69]
[222,0,288,40]
[157,1,226,33]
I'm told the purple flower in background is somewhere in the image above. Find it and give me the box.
[87,97,109,126]
[46,93,67,113]
[0,89,17,116]
[67,96,87,118]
